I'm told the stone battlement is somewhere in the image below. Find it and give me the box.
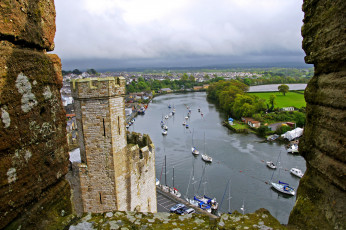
[71,77,126,99]
[127,132,153,150]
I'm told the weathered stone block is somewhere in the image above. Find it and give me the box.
[0,0,56,50]
[289,0,346,229]
[0,43,69,229]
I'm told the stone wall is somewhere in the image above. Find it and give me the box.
[0,1,72,229]
[288,0,346,229]
[127,133,157,213]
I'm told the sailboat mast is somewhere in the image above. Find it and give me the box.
[165,155,167,186]
[173,167,175,188]
[228,180,231,213]
[192,160,195,195]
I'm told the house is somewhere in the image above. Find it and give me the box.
[242,117,253,124]
[159,88,172,93]
[193,86,203,91]
[248,120,261,128]
[203,84,209,89]
[286,122,296,128]
[281,107,295,111]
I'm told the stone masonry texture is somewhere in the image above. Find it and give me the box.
[0,1,72,229]
[71,78,157,214]
[0,0,56,51]
[288,0,346,229]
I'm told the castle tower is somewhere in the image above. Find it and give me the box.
[71,77,156,213]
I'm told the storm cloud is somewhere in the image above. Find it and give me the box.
[53,0,305,69]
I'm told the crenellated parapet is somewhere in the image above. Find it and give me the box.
[71,77,126,100]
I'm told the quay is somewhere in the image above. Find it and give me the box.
[156,185,218,219]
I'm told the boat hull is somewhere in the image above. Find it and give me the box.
[271,182,295,196]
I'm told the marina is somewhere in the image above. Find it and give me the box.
[132,91,306,224]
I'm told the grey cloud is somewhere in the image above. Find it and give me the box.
[53,0,306,69]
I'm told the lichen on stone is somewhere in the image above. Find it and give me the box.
[43,86,53,100]
[7,167,17,184]
[1,107,10,128]
[24,150,32,162]
[15,72,38,113]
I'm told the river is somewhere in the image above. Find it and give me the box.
[131,92,306,224]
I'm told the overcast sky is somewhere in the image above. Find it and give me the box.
[53,0,306,70]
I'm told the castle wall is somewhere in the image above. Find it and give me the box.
[0,1,72,229]
[288,0,346,229]
[128,144,157,212]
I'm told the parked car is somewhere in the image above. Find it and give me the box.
[183,208,195,215]
[170,203,185,213]
[175,206,189,215]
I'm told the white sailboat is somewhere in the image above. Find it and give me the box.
[240,200,245,215]
[185,160,199,207]
[269,152,296,196]
[191,131,200,155]
[201,133,212,163]
[194,165,218,213]
[161,156,181,198]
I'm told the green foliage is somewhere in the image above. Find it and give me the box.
[86,69,97,74]
[262,111,306,127]
[278,84,289,96]
[276,125,292,135]
[257,125,270,137]
[248,91,306,108]
[72,69,82,75]
[207,80,266,118]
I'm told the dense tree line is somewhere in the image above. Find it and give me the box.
[206,80,266,119]
[207,80,306,128]
[126,75,225,93]
[239,75,311,86]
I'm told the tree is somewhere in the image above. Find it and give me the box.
[267,94,276,111]
[72,69,82,75]
[86,69,97,74]
[189,75,195,82]
[204,74,210,80]
[243,78,251,86]
[278,84,289,96]
[181,73,188,81]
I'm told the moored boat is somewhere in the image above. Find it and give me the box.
[287,144,299,154]
[202,153,212,163]
[290,168,304,178]
[271,181,295,196]
[192,147,199,155]
[266,161,277,169]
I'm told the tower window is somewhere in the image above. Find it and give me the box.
[103,118,106,136]
[99,192,102,204]
[118,116,121,135]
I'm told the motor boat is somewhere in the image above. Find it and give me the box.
[290,168,304,178]
[266,161,277,169]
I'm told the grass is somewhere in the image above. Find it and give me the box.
[248,91,306,108]
[232,121,248,130]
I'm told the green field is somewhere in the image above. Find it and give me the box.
[248,91,306,108]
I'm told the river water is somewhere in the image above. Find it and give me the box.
[131,92,306,224]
